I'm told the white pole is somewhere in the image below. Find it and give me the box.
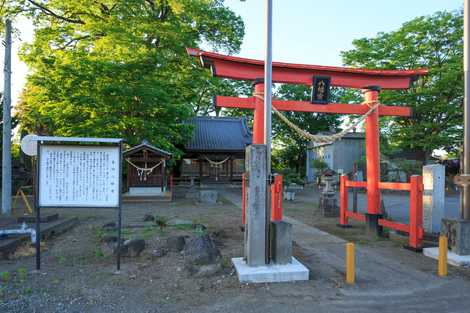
[264,0,273,263]
[264,0,273,174]
[2,19,12,215]
[463,0,470,220]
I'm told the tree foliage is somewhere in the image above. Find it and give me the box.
[4,0,244,156]
[342,10,463,161]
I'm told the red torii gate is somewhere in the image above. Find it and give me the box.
[187,48,428,236]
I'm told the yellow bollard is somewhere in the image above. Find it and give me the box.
[346,242,355,284]
[438,235,448,277]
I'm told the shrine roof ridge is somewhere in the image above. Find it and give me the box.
[187,48,428,77]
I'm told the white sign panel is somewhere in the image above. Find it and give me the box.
[39,145,120,207]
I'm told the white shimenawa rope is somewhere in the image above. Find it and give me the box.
[253,93,379,144]
[126,158,164,181]
[203,155,230,167]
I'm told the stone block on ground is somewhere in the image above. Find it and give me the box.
[151,247,167,258]
[270,221,293,265]
[121,238,146,257]
[199,190,218,204]
[183,234,221,266]
[441,219,470,255]
[100,235,125,257]
[143,214,155,222]
[319,196,339,217]
[166,236,186,252]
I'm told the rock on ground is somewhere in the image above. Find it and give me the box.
[183,234,221,266]
[121,238,146,257]
[166,236,186,252]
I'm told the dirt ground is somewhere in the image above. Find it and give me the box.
[1,186,470,313]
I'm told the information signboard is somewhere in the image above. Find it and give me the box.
[38,145,120,208]
[31,136,123,271]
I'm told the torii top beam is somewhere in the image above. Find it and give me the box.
[187,48,428,90]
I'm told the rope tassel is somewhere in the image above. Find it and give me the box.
[126,159,164,181]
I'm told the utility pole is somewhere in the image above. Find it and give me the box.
[264,0,273,263]
[463,0,470,220]
[2,19,12,215]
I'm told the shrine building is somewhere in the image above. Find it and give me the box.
[179,116,252,183]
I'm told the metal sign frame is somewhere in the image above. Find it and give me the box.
[34,137,123,271]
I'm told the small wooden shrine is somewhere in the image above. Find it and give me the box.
[124,140,172,196]
[180,117,252,183]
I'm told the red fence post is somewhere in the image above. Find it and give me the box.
[408,175,423,250]
[271,175,283,221]
[340,175,349,226]
[242,173,246,225]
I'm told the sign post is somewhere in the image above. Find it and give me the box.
[32,136,123,270]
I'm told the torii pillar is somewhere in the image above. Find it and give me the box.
[187,48,427,257]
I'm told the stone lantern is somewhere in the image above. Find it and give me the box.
[319,169,339,217]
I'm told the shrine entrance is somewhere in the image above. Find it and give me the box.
[124,140,172,196]
[188,48,428,278]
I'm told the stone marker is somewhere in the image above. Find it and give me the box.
[270,221,293,264]
[423,164,445,233]
[244,145,267,266]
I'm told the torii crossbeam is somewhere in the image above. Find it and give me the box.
[188,48,427,226]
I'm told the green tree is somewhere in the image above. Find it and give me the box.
[342,10,464,161]
[4,0,244,157]
[272,84,341,175]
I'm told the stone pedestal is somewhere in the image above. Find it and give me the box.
[319,170,338,217]
[319,196,339,217]
[441,218,470,255]
[423,164,445,234]
[270,221,292,264]
[365,213,383,238]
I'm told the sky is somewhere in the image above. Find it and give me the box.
[0,0,464,107]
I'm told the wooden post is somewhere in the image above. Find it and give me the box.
[199,157,203,185]
[340,175,349,226]
[161,158,165,192]
[229,157,233,182]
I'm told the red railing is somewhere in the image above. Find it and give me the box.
[242,173,246,225]
[340,175,424,250]
[271,175,283,222]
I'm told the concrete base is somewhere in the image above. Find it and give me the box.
[423,247,470,267]
[128,187,163,196]
[441,219,470,255]
[232,257,309,283]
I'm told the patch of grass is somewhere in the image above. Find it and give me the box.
[16,268,28,282]
[0,271,10,283]
[56,256,67,265]
[23,287,32,295]
[171,224,194,231]
[95,246,104,258]
[220,256,232,269]
[141,226,158,240]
